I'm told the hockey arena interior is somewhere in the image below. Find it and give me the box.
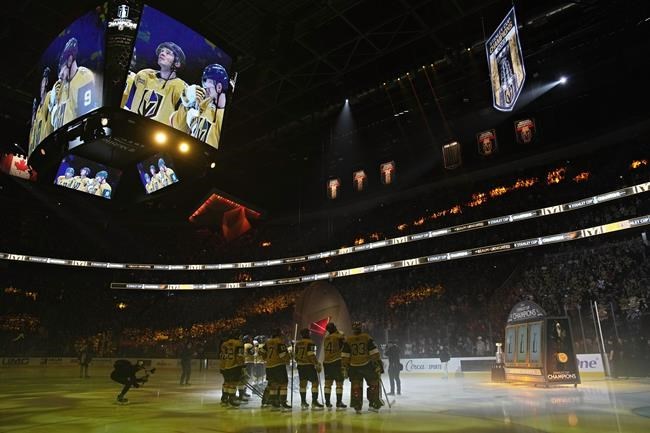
[1,1,650,432]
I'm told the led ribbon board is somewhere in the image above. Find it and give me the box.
[109,214,650,289]
[1,182,648,270]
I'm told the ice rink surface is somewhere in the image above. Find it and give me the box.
[1,367,649,433]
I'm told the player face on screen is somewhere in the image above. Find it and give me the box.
[204,79,218,99]
[158,47,176,69]
[40,73,49,100]
[65,167,75,178]
[80,167,90,177]
[96,171,108,184]
[150,165,156,176]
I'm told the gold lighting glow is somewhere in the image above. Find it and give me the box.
[154,132,167,144]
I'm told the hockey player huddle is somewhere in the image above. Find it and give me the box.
[143,158,178,194]
[122,42,231,149]
[56,166,112,198]
[219,321,386,414]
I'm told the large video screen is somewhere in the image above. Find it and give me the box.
[28,10,105,155]
[123,5,233,150]
[136,153,179,194]
[53,155,121,199]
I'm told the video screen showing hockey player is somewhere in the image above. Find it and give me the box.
[53,155,121,200]
[136,153,179,194]
[123,5,234,151]
[28,9,105,155]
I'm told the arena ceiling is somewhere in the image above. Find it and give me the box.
[1,0,649,217]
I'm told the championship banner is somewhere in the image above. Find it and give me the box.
[353,170,367,192]
[326,178,340,200]
[486,7,526,111]
[476,129,498,156]
[514,118,536,144]
[442,141,462,169]
[380,161,395,185]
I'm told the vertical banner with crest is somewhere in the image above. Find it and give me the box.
[352,170,367,192]
[476,129,498,156]
[379,161,395,185]
[327,178,341,200]
[486,7,526,112]
[514,118,536,145]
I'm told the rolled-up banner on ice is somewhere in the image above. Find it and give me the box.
[486,7,526,112]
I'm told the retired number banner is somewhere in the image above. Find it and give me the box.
[486,7,526,111]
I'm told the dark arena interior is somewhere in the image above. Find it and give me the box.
[1,1,650,432]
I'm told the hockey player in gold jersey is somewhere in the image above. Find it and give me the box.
[56,167,75,188]
[341,321,384,413]
[87,171,112,199]
[28,67,54,154]
[155,158,178,188]
[322,322,347,409]
[120,48,137,108]
[294,328,324,410]
[219,331,245,408]
[50,38,98,130]
[143,173,155,194]
[71,167,92,192]
[259,328,291,411]
[169,64,228,149]
[147,165,161,193]
[124,42,187,127]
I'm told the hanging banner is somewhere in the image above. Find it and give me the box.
[476,129,498,156]
[380,161,395,185]
[327,178,340,200]
[352,170,367,192]
[514,118,537,145]
[486,7,526,111]
[442,141,462,169]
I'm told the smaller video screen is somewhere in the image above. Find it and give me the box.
[136,153,179,194]
[53,155,120,199]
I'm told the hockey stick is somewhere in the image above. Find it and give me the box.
[289,324,298,408]
[379,377,393,409]
[245,381,264,398]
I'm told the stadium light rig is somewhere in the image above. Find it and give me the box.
[154,131,167,144]
[559,76,568,85]
[179,142,190,153]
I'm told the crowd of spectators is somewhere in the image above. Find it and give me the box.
[1,140,649,378]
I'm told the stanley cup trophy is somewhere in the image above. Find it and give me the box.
[492,342,506,382]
